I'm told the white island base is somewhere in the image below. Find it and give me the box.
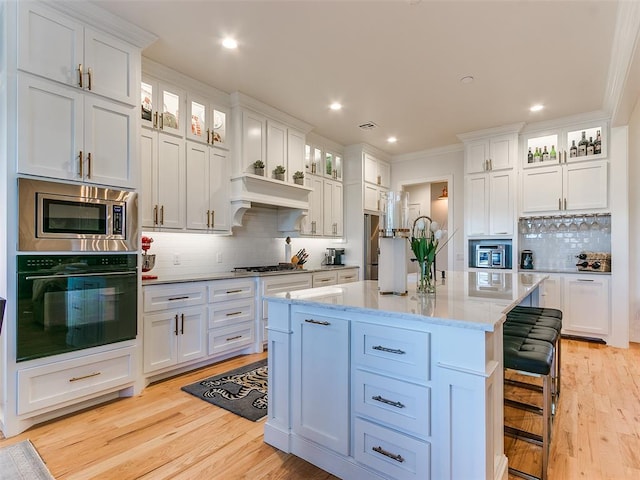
[264,273,546,480]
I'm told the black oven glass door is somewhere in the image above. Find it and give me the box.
[17,254,137,362]
[41,198,107,235]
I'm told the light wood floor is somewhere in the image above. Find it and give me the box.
[1,340,639,479]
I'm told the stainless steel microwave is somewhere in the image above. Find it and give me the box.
[18,178,138,252]
[474,244,511,269]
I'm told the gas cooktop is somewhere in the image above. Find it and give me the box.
[234,264,297,273]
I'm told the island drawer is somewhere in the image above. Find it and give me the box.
[208,298,255,329]
[208,320,254,356]
[352,322,430,383]
[208,279,255,303]
[143,283,207,313]
[354,369,430,438]
[354,417,430,480]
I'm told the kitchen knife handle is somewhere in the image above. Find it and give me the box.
[78,150,84,178]
[206,210,210,228]
[78,63,83,88]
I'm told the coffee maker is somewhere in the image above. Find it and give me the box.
[325,248,345,265]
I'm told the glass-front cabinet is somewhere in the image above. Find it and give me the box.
[325,151,342,181]
[522,120,608,168]
[141,78,184,137]
[186,94,229,149]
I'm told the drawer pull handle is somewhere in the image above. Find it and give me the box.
[226,311,242,317]
[69,371,101,382]
[372,446,405,463]
[226,335,242,341]
[372,345,406,355]
[577,279,595,282]
[168,296,190,301]
[226,289,243,294]
[372,395,405,409]
[304,319,330,326]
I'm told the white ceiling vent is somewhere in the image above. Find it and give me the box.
[358,121,378,130]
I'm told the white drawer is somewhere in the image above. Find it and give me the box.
[353,322,430,383]
[208,321,254,356]
[208,278,255,303]
[17,347,135,415]
[354,417,430,480]
[312,271,337,287]
[143,283,207,313]
[337,269,358,283]
[208,298,254,329]
[354,369,430,438]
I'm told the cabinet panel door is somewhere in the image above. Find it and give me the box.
[266,120,287,177]
[177,308,206,364]
[185,141,210,230]
[242,110,265,172]
[540,275,562,310]
[84,28,137,105]
[378,161,391,188]
[140,130,158,228]
[287,129,305,181]
[364,184,379,211]
[17,75,82,180]
[489,171,513,235]
[301,176,323,235]
[83,97,135,187]
[521,166,563,213]
[465,140,488,174]
[564,160,608,211]
[18,2,84,87]
[292,312,349,455]
[157,135,185,229]
[489,134,515,171]
[186,95,210,144]
[210,150,230,231]
[563,276,609,337]
[465,175,488,236]
[364,153,378,184]
[333,182,344,237]
[143,311,178,373]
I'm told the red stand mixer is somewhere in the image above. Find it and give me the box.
[141,236,157,280]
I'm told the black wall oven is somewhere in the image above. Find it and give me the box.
[16,254,137,362]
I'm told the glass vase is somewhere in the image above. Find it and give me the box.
[417,260,435,295]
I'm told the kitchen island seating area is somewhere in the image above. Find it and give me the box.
[503,306,563,480]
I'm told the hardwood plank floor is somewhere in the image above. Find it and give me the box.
[1,340,639,479]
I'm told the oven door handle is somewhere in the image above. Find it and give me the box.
[25,271,137,280]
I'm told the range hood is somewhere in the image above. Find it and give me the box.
[230,173,311,231]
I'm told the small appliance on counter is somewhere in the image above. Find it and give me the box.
[468,239,512,269]
[325,248,345,266]
[141,236,157,280]
[520,250,534,269]
[575,252,611,272]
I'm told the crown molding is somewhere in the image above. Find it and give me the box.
[456,122,525,143]
[230,92,314,134]
[392,143,463,164]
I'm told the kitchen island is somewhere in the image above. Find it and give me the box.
[264,271,547,480]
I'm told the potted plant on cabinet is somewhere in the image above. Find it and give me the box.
[253,160,265,176]
[293,171,304,185]
[274,165,286,181]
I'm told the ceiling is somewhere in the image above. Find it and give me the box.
[91,0,631,156]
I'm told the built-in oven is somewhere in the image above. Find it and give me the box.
[18,178,138,252]
[469,239,512,269]
[16,254,137,362]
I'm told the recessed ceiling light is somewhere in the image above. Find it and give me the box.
[530,104,544,112]
[460,75,474,84]
[329,102,342,111]
[222,37,238,49]
[387,137,397,144]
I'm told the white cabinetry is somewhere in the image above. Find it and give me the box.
[521,160,608,214]
[140,129,185,229]
[323,180,343,237]
[464,133,518,173]
[364,153,391,188]
[141,77,184,137]
[539,273,610,341]
[142,283,207,374]
[207,279,255,356]
[260,274,313,344]
[337,268,359,284]
[186,93,228,148]
[300,175,323,235]
[465,170,514,236]
[185,141,230,232]
[292,309,349,455]
[312,271,338,287]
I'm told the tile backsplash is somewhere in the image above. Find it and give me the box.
[518,214,611,270]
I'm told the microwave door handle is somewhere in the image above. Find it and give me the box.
[25,271,137,280]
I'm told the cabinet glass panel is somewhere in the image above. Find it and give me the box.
[312,147,322,175]
[325,152,333,176]
[213,109,227,146]
[334,155,342,181]
[190,101,206,140]
[141,81,153,122]
[526,133,559,166]
[305,144,312,172]
[566,126,603,160]
[162,90,180,131]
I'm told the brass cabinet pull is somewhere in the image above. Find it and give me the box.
[206,210,211,228]
[225,311,242,317]
[174,314,179,335]
[78,150,84,178]
[372,395,405,409]
[304,319,330,326]
[87,67,93,91]
[87,152,92,178]
[372,446,405,463]
[153,112,158,128]
[168,296,190,301]
[210,210,215,228]
[69,371,100,382]
[558,198,562,211]
[377,174,381,185]
[78,63,83,88]
[372,345,406,355]
[180,313,185,334]
[206,129,211,144]
[160,113,164,130]
[564,198,567,210]
[153,205,158,225]
[160,205,164,225]
[226,335,242,341]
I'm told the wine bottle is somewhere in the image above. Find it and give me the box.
[578,131,587,156]
[587,136,594,155]
[550,145,557,161]
[542,146,549,161]
[527,147,533,163]
[570,140,577,158]
[533,147,541,162]
[594,130,602,155]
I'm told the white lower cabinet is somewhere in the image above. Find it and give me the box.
[260,273,312,343]
[540,273,610,340]
[312,270,337,287]
[337,268,359,284]
[207,278,255,355]
[292,309,349,455]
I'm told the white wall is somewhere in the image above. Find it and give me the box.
[628,98,640,342]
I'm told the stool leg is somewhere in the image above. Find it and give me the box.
[542,373,552,480]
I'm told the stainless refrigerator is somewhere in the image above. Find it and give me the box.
[364,214,379,280]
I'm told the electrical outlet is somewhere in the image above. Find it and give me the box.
[173,253,181,265]
[216,252,223,263]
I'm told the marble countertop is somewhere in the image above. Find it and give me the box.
[141,265,359,286]
[266,271,548,332]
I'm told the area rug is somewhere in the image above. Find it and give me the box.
[0,440,55,480]
[182,359,268,422]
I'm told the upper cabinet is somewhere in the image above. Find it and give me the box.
[141,77,184,137]
[18,1,138,106]
[363,153,390,188]
[464,133,518,173]
[186,93,229,149]
[522,119,608,168]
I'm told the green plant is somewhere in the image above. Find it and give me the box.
[293,171,304,179]
[253,160,265,169]
[274,165,286,174]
